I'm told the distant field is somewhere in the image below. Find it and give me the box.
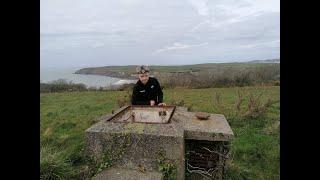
[40,86,279,179]
[75,62,280,75]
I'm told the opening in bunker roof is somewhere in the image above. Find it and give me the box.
[107,105,176,124]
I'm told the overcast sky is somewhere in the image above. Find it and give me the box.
[40,0,280,68]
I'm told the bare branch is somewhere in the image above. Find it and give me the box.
[202,146,229,159]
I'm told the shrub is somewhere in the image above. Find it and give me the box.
[155,64,280,88]
[212,89,279,120]
[40,79,87,93]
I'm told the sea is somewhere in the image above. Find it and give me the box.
[40,67,136,88]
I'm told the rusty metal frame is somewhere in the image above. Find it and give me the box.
[106,105,176,124]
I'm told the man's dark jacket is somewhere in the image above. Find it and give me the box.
[131,77,163,105]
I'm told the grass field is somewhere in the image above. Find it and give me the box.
[40,86,279,179]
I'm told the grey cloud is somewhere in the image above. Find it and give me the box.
[154,42,209,54]
[187,0,209,16]
[41,0,279,68]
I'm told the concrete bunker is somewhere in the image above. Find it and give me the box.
[85,106,234,180]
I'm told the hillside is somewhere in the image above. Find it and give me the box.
[247,59,280,63]
[74,60,280,79]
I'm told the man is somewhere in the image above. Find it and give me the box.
[131,65,166,106]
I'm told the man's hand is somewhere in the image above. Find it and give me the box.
[150,100,155,106]
[158,103,166,106]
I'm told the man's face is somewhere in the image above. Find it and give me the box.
[138,73,149,85]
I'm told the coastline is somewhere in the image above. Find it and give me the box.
[74,69,137,80]
[41,67,136,88]
[73,72,137,85]
[72,72,137,87]
[73,68,138,87]
[112,79,137,86]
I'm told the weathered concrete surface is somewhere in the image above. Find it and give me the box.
[90,106,233,141]
[93,167,163,180]
[172,108,234,141]
[85,114,185,180]
[85,106,233,180]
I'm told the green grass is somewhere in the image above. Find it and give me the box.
[40,86,279,179]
